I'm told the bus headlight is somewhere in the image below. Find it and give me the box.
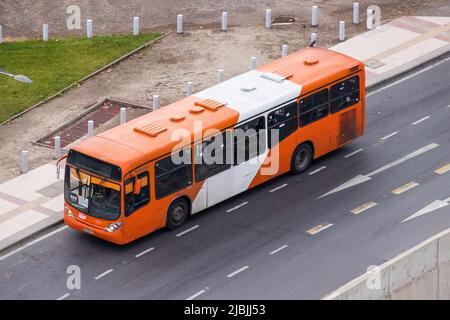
[65,205,75,219]
[104,222,122,233]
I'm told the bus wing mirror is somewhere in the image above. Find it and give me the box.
[134,178,142,195]
[56,155,67,180]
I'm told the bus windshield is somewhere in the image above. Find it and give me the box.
[64,166,121,221]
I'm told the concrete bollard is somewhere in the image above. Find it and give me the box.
[177,14,183,34]
[221,12,228,31]
[281,44,288,57]
[86,19,93,38]
[339,21,345,41]
[152,95,160,110]
[0,25,3,44]
[133,17,140,36]
[186,81,193,96]
[218,69,224,83]
[20,150,29,174]
[311,5,318,27]
[265,9,272,29]
[88,120,94,137]
[43,24,49,42]
[353,3,360,24]
[120,107,126,124]
[250,56,257,70]
[311,32,317,46]
[54,136,61,159]
[367,9,374,30]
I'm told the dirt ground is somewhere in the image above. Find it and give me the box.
[0,0,449,183]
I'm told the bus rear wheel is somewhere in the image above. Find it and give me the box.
[291,143,313,174]
[166,198,189,230]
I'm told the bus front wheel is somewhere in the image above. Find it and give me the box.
[166,198,189,230]
[291,143,313,174]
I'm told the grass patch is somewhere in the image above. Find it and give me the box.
[0,33,162,123]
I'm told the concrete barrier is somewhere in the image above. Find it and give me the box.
[324,228,450,299]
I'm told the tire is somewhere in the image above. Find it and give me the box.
[166,198,189,230]
[291,143,313,174]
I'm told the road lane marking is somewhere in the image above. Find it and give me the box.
[186,289,206,300]
[56,293,70,300]
[412,116,430,125]
[435,164,450,175]
[269,184,288,193]
[135,247,155,258]
[318,143,439,199]
[392,181,419,195]
[402,198,450,223]
[227,265,249,278]
[0,225,68,262]
[95,269,114,280]
[366,56,450,98]
[306,223,333,235]
[269,245,288,255]
[345,148,363,158]
[351,202,378,215]
[381,131,398,140]
[226,201,248,213]
[308,166,327,175]
[176,225,200,237]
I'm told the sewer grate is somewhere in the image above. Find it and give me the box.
[365,58,386,69]
[272,16,296,26]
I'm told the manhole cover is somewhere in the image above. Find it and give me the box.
[272,16,296,26]
[365,58,385,69]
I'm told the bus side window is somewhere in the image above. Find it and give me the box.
[330,75,359,113]
[195,132,231,181]
[233,116,266,165]
[125,172,150,216]
[267,102,298,148]
[299,88,329,127]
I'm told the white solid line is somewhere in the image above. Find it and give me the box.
[308,166,327,175]
[226,201,248,213]
[345,148,363,158]
[186,289,206,300]
[381,131,398,140]
[0,225,68,262]
[135,247,155,258]
[412,116,430,125]
[269,245,288,255]
[56,293,70,300]
[366,56,450,98]
[269,183,288,193]
[227,265,249,278]
[95,268,114,280]
[176,225,199,237]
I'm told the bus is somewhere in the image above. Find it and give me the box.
[58,46,365,244]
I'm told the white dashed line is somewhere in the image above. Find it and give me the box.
[269,183,288,193]
[227,266,249,278]
[135,247,155,258]
[186,289,206,300]
[308,166,326,176]
[351,202,378,215]
[412,116,430,125]
[381,131,398,140]
[226,202,248,213]
[345,148,363,158]
[306,223,333,235]
[56,293,70,300]
[176,225,199,237]
[269,245,288,255]
[95,268,114,280]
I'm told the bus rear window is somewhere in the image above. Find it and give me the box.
[67,150,122,181]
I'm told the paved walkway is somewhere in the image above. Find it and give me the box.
[0,15,449,252]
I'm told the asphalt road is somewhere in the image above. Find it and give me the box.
[0,56,449,300]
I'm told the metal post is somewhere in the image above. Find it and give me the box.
[281,44,288,57]
[0,25,3,44]
[88,120,94,137]
[152,95,160,110]
[20,150,29,174]
[339,21,345,41]
[250,56,257,70]
[133,17,140,36]
[311,5,318,27]
[177,14,183,34]
[265,9,272,29]
[367,9,374,30]
[353,3,360,24]
[311,32,317,46]
[218,69,224,83]
[120,107,126,125]
[222,12,228,31]
[86,19,93,38]
[54,136,61,159]
[43,24,49,41]
[186,81,193,96]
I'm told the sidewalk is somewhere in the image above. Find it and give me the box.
[0,15,449,253]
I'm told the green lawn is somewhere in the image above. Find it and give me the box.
[0,33,161,123]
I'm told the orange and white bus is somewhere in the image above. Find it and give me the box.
[60,46,365,244]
